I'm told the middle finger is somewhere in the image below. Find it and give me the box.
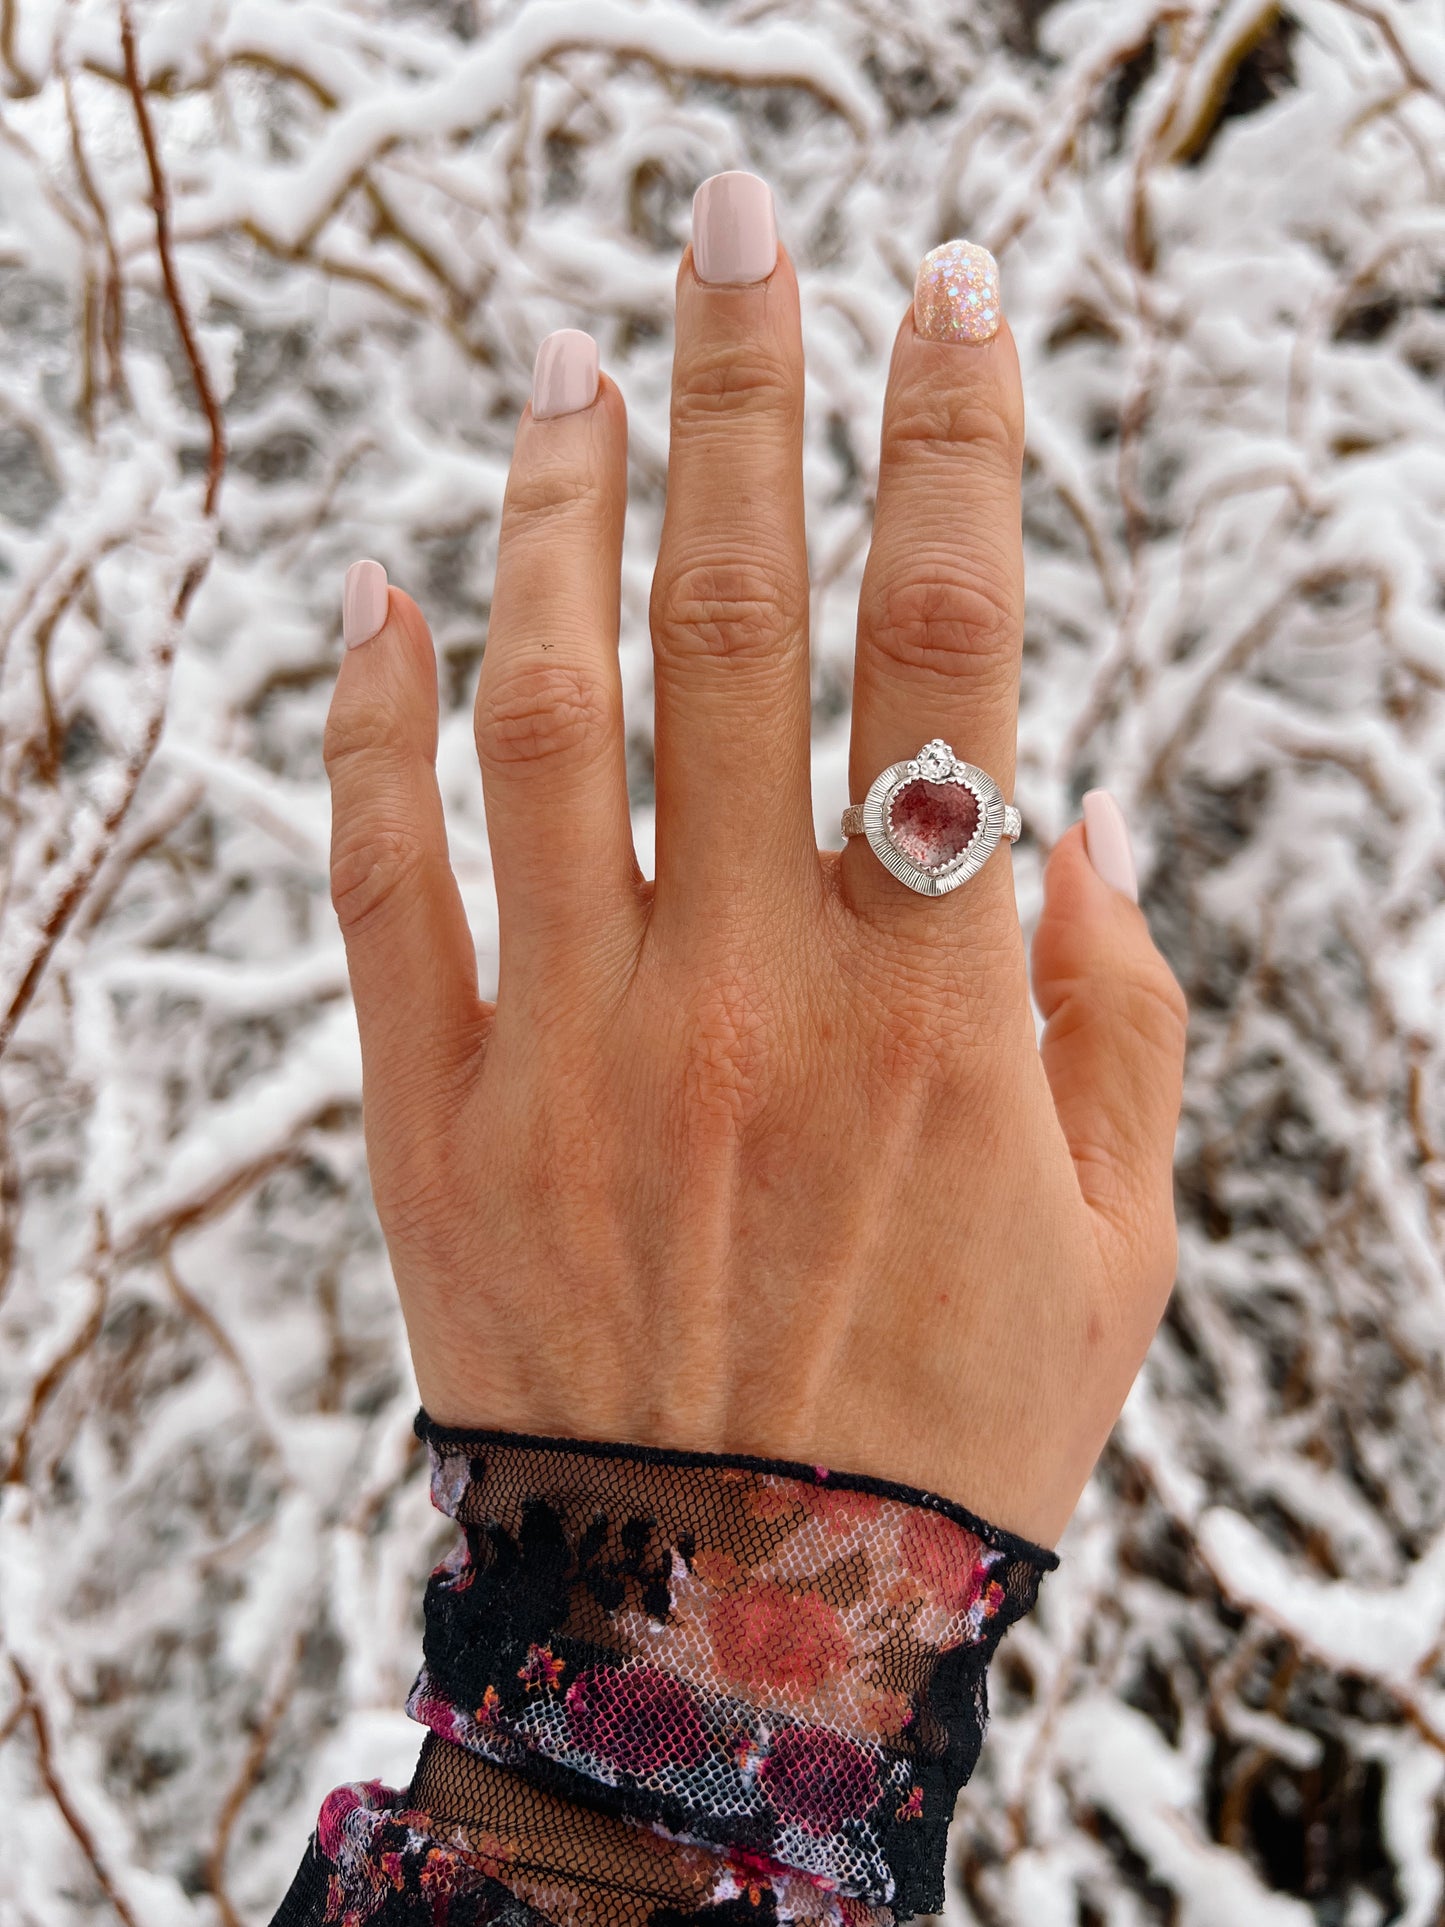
[649,172,818,923]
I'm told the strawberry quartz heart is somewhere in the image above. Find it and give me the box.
[886,778,980,872]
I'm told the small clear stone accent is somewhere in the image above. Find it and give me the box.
[915,739,955,781]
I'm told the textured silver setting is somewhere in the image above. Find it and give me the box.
[840,740,1021,897]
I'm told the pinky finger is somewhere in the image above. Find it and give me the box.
[326,569,487,1118]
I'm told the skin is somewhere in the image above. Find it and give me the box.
[322,236,1188,1553]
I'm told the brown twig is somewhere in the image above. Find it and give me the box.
[1156,1,1285,166]
[159,1245,255,1390]
[4,1256,110,1488]
[1287,218,1445,450]
[71,776,204,938]
[240,216,440,323]
[63,66,129,414]
[0,12,230,1061]
[0,1089,17,1309]
[1334,0,1445,107]
[985,9,1190,261]
[364,175,479,322]
[206,1626,307,1927]
[1052,13,1211,773]
[224,35,872,257]
[119,3,226,532]
[1139,568,1328,798]
[4,1127,304,1485]
[0,0,38,96]
[9,1658,142,1927]
[114,1139,308,1262]
[0,629,171,1057]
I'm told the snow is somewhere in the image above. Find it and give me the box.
[2,0,1443,1921]
[1197,1506,1445,1684]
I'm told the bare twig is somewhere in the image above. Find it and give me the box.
[0,0,39,96]
[9,1658,142,1927]
[206,1626,307,1927]
[63,66,129,415]
[1334,0,1445,108]
[119,3,226,533]
[0,11,231,1060]
[4,1249,110,1487]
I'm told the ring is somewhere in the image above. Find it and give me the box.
[841,739,1022,897]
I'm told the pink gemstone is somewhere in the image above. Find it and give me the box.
[886,779,979,872]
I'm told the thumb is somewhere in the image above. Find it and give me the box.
[1031,793,1188,1283]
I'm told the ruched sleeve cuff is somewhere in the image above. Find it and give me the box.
[269,1411,1058,1927]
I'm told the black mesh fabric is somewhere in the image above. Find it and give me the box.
[270,1411,1059,1927]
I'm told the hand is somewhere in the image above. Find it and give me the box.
[323,175,1187,1550]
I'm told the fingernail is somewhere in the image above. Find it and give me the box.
[914,240,1002,345]
[343,559,388,649]
[691,171,777,287]
[532,328,600,420]
[1082,790,1139,903]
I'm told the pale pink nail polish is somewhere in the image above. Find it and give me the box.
[532,329,600,420]
[692,172,777,287]
[1082,790,1139,902]
[343,559,388,649]
[914,240,1002,344]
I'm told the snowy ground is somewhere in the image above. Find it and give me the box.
[1,1,1444,1921]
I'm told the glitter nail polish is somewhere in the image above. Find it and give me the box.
[913,240,1001,345]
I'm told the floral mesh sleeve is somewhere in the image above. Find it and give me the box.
[269,1412,1058,1927]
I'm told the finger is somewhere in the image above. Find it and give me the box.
[326,565,486,1110]
[648,172,816,919]
[474,331,642,993]
[843,242,1025,928]
[1031,799,1188,1296]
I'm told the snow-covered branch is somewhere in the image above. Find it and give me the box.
[1,2,1442,1921]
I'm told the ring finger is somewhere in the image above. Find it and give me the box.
[843,241,1027,938]
[474,332,641,997]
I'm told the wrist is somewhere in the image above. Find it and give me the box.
[278,1412,1059,1927]
[406,1409,1057,1919]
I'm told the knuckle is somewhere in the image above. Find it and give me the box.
[324,696,397,777]
[504,457,595,527]
[886,385,1024,471]
[1123,959,1190,1057]
[862,565,1017,681]
[330,826,427,937]
[475,659,613,770]
[672,345,798,428]
[1049,956,1189,1067]
[651,556,804,668]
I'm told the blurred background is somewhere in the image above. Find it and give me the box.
[2,0,1444,1920]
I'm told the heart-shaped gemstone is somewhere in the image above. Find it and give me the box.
[886,778,980,873]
